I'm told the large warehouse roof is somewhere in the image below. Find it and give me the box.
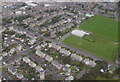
[71,29,90,37]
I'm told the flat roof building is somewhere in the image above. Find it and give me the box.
[71,29,90,38]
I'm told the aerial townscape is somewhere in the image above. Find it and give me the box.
[0,1,119,81]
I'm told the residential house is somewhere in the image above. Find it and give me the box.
[9,48,15,54]
[2,52,8,57]
[65,76,74,80]
[0,27,5,33]
[16,45,22,51]
[15,73,24,79]
[28,61,36,68]
[35,66,44,72]
[62,66,71,73]
[49,43,61,51]
[28,38,36,45]
[41,27,47,32]
[53,44,61,51]
[35,45,41,51]
[45,55,53,62]
[83,58,96,67]
[8,26,14,30]
[23,57,30,63]
[41,42,48,48]
[59,48,71,56]
[40,71,45,80]
[8,66,17,75]
[66,23,74,28]
[58,26,66,32]
[71,54,83,62]
[36,50,46,58]
[50,34,56,38]
[51,60,63,70]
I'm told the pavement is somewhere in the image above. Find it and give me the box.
[2,71,11,80]
[75,69,90,79]
[59,31,71,42]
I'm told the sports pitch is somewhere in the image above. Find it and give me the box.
[63,15,118,61]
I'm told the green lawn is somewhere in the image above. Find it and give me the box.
[80,15,118,41]
[96,76,117,80]
[63,15,118,62]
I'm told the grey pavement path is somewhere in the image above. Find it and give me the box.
[75,69,90,79]
[2,71,11,80]
[59,32,71,42]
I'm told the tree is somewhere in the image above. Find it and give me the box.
[80,61,107,80]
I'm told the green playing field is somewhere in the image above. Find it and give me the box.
[63,15,118,61]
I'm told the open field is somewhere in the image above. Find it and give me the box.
[80,15,118,41]
[63,15,118,62]
[96,76,118,80]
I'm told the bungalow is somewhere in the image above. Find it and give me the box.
[35,45,41,50]
[48,43,61,51]
[25,1,37,7]
[59,49,71,56]
[83,58,96,67]
[51,60,63,70]
[41,27,47,32]
[9,48,15,54]
[35,66,44,72]
[40,71,45,80]
[50,34,56,38]
[28,38,36,45]
[45,55,53,62]
[0,56,2,61]
[15,11,22,15]
[15,73,23,79]
[44,3,54,7]
[19,6,28,10]
[28,61,36,68]
[66,23,74,28]
[58,27,66,31]
[2,52,7,57]
[8,26,14,31]
[8,66,17,75]
[41,42,48,48]
[16,45,22,51]
[71,54,83,62]
[62,66,71,73]
[0,27,5,33]
[23,57,30,63]
[36,50,46,58]
[65,76,74,80]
